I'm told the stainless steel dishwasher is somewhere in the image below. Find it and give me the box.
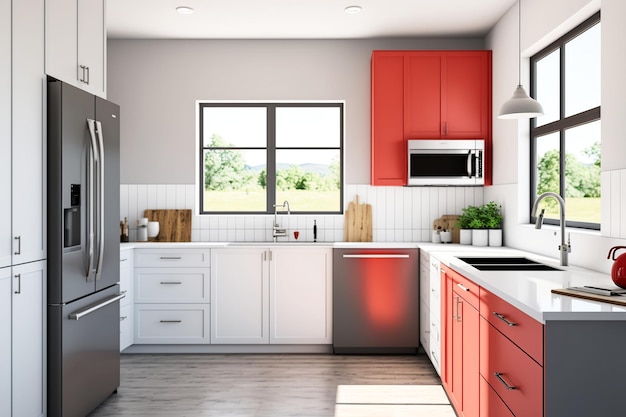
[333,248,419,354]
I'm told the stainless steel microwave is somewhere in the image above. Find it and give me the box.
[407,139,484,186]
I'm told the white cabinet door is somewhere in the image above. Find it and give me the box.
[44,0,76,86]
[120,249,134,351]
[269,248,332,344]
[0,268,11,417]
[45,0,106,97]
[211,248,269,344]
[77,0,105,97]
[0,0,11,269]
[12,260,46,417]
[12,0,45,266]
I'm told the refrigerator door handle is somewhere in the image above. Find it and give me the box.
[94,120,105,281]
[86,119,99,280]
[68,293,125,320]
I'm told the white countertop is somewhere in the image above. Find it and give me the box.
[419,244,626,323]
[120,240,626,323]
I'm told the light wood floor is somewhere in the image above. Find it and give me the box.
[88,353,443,417]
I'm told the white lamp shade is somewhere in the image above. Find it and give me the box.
[498,85,544,119]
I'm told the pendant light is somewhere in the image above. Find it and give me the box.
[498,0,544,119]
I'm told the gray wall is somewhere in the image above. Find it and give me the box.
[108,38,484,185]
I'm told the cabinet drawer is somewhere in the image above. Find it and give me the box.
[134,304,210,344]
[135,249,210,268]
[120,303,133,351]
[444,266,479,309]
[420,264,430,305]
[135,268,210,303]
[480,376,514,417]
[480,288,543,365]
[480,317,543,417]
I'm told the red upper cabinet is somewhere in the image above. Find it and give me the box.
[371,52,406,186]
[404,53,442,138]
[371,50,492,186]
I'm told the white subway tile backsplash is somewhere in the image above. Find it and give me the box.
[120,183,486,243]
[601,171,611,237]
[621,170,626,239]
[611,171,621,238]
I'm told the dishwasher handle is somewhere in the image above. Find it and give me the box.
[342,254,410,259]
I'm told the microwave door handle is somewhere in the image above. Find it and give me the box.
[466,150,473,177]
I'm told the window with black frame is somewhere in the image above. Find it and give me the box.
[530,12,601,229]
[198,102,343,214]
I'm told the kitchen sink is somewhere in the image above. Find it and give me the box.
[457,256,561,271]
[457,256,540,265]
[467,264,561,271]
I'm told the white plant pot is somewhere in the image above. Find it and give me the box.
[440,231,452,243]
[459,229,472,245]
[472,229,488,247]
[488,229,503,247]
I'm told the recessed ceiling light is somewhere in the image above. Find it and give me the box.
[344,5,362,14]
[176,6,195,14]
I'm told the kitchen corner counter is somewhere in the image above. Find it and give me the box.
[418,244,626,323]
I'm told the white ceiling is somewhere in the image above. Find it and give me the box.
[107,0,517,40]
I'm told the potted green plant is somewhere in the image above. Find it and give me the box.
[483,201,503,246]
[457,205,480,245]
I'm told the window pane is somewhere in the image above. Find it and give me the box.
[276,107,341,147]
[203,107,267,147]
[535,49,560,127]
[202,149,266,212]
[535,132,560,221]
[564,121,601,223]
[565,23,601,117]
[275,149,341,212]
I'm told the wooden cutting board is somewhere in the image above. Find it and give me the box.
[344,195,373,242]
[551,288,626,307]
[143,209,192,242]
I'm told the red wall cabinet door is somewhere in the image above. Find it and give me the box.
[370,52,406,186]
[404,53,442,139]
[442,52,491,139]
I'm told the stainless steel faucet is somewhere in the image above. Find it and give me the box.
[272,201,290,242]
[531,192,571,266]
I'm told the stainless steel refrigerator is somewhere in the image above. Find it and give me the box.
[47,78,123,417]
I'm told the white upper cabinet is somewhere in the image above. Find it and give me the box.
[45,0,106,98]
[0,0,11,269]
[12,0,46,266]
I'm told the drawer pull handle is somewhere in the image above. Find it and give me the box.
[160,320,182,323]
[120,258,128,262]
[457,283,470,292]
[494,372,517,390]
[160,256,182,260]
[120,316,128,321]
[493,312,518,326]
[160,281,182,285]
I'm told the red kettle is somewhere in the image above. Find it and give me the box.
[608,246,626,288]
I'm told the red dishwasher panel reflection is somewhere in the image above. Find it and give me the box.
[333,249,419,353]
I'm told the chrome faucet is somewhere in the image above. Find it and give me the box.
[272,201,290,242]
[531,192,571,266]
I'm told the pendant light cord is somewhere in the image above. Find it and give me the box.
[517,0,522,85]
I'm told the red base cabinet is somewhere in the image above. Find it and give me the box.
[441,266,479,417]
[442,268,544,417]
[371,50,492,186]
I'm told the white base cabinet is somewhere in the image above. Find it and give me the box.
[119,248,134,351]
[134,249,211,344]
[0,268,11,417]
[211,247,332,345]
[12,261,46,417]
[269,248,332,344]
[419,249,441,375]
